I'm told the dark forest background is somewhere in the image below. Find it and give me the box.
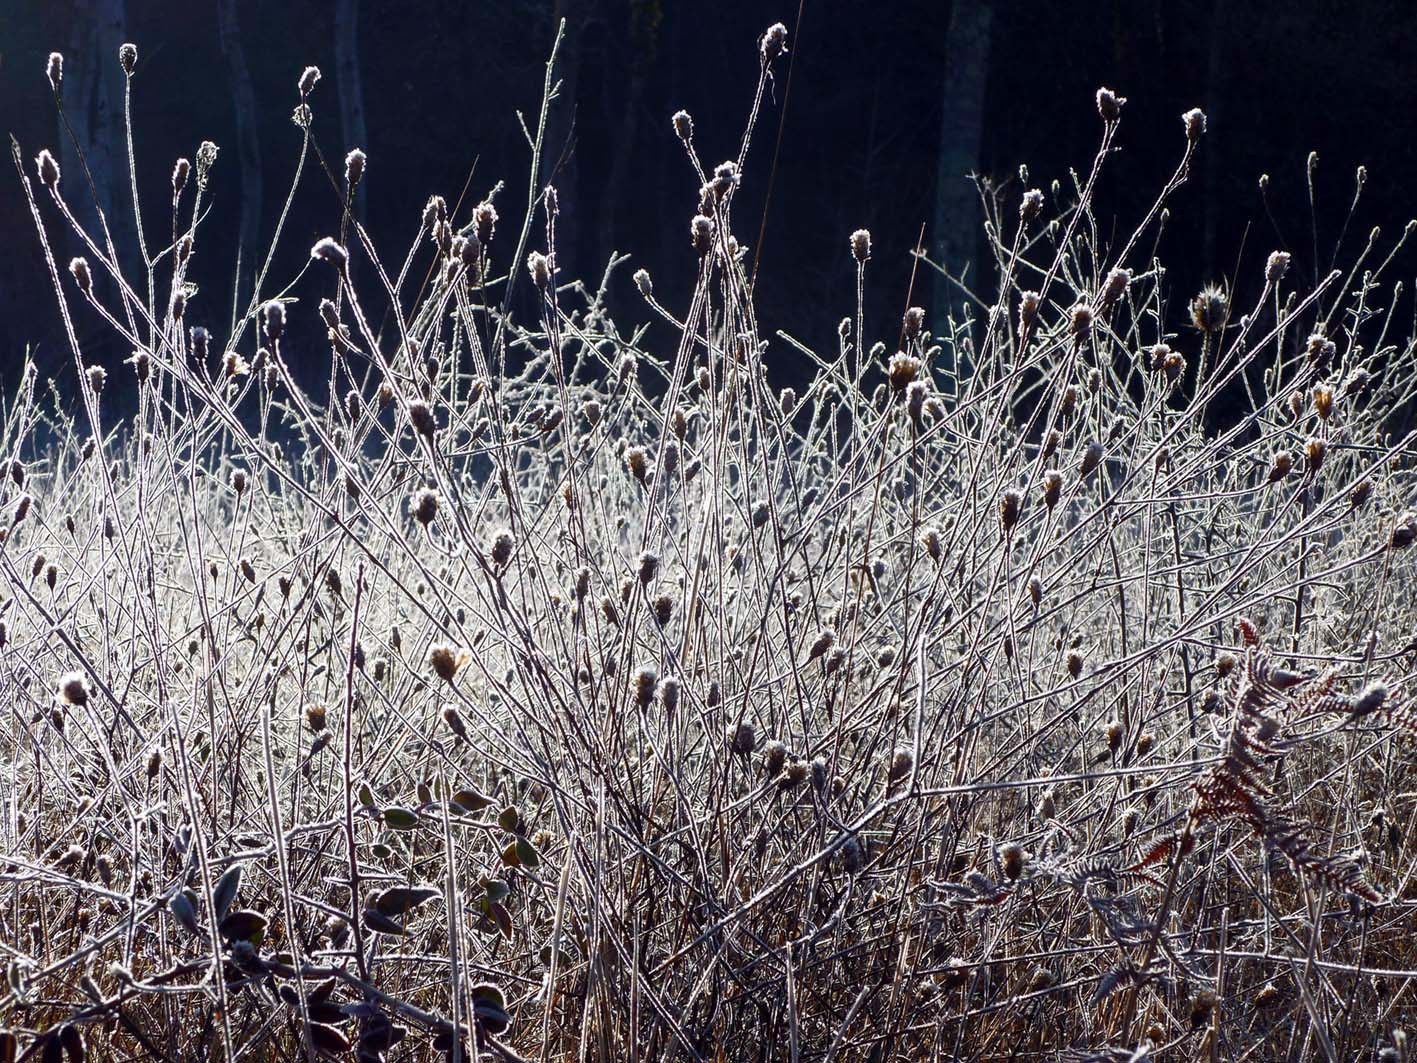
[3,0,1417,397]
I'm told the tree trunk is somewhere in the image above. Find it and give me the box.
[217,0,263,310]
[931,0,994,339]
[334,0,369,230]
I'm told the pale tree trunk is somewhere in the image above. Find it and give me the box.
[334,0,369,231]
[217,0,263,311]
[931,0,993,342]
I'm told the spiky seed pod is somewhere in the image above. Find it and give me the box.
[1068,652,1084,679]
[626,447,649,484]
[888,352,922,392]
[690,214,714,255]
[903,306,926,339]
[1215,652,1237,678]
[1020,188,1044,223]
[1305,437,1326,474]
[1266,250,1291,287]
[636,551,659,585]
[305,704,327,733]
[428,645,464,684]
[37,149,60,190]
[999,489,1022,534]
[1267,450,1293,483]
[760,22,788,62]
[85,366,106,394]
[672,110,693,141]
[654,676,680,715]
[807,628,835,661]
[1313,384,1334,420]
[762,740,788,776]
[1163,351,1186,382]
[172,157,190,193]
[1190,285,1228,334]
[1095,87,1125,122]
[728,721,756,755]
[1042,470,1063,510]
[1135,732,1155,757]
[344,148,366,190]
[1182,107,1207,141]
[1287,391,1304,420]
[633,666,658,709]
[1350,479,1374,509]
[59,672,90,707]
[849,229,871,264]
[118,42,137,74]
[411,488,439,528]
[709,161,739,198]
[1018,290,1041,329]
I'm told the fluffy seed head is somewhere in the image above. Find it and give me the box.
[344,148,366,188]
[633,268,653,296]
[1020,188,1044,222]
[59,671,90,707]
[729,720,757,755]
[999,489,1022,533]
[672,110,693,141]
[1018,290,1041,329]
[633,665,658,708]
[1266,250,1291,286]
[408,400,437,439]
[1190,285,1228,334]
[428,645,465,684]
[1182,107,1207,141]
[118,43,137,74]
[888,352,922,392]
[763,740,788,776]
[310,237,348,271]
[36,149,60,190]
[760,22,789,62]
[262,301,285,342]
[903,306,926,339]
[1042,469,1063,510]
[172,158,190,193]
[1313,384,1334,421]
[69,257,92,295]
[411,487,439,528]
[46,52,62,93]
[690,214,714,255]
[1096,87,1126,122]
[490,528,515,567]
[849,229,871,264]
[298,66,321,97]
[527,251,552,289]
[474,201,498,246]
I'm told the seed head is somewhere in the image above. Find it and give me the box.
[633,665,658,708]
[1018,290,1041,329]
[763,740,788,776]
[626,447,649,485]
[1104,719,1123,750]
[408,400,437,439]
[1190,285,1228,335]
[344,148,366,189]
[1267,450,1293,483]
[672,110,694,141]
[903,306,926,339]
[849,229,871,264]
[1350,479,1374,510]
[999,489,1022,533]
[527,251,553,289]
[1080,440,1104,478]
[807,628,835,661]
[1266,250,1291,287]
[411,487,439,528]
[888,352,922,392]
[59,671,90,708]
[298,65,321,97]
[474,201,498,246]
[310,237,348,272]
[633,268,653,296]
[172,158,190,193]
[1391,511,1417,550]
[710,161,740,199]
[888,747,914,787]
[490,528,515,567]
[1000,844,1025,881]
[760,22,789,62]
[1095,87,1126,123]
[921,527,943,562]
[428,645,466,684]
[1042,469,1063,510]
[690,214,714,255]
[1305,437,1326,473]
[262,301,285,342]
[1069,302,1093,344]
[1182,107,1207,141]
[46,52,63,93]
[1068,652,1085,680]
[1313,384,1334,421]
[728,720,757,755]
[69,257,92,296]
[36,149,60,190]
[86,366,107,394]
[118,43,137,75]
[1020,188,1044,223]
[1100,267,1130,308]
